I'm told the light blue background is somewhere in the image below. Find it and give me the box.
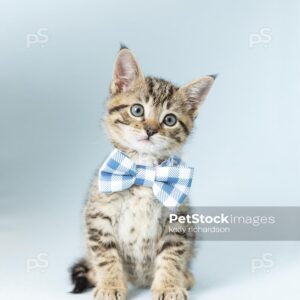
[0,1,299,299]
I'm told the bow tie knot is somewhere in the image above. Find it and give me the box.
[134,166,156,187]
[99,149,194,209]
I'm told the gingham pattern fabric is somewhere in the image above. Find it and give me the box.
[99,149,194,209]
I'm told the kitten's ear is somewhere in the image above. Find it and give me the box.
[110,48,144,95]
[179,75,216,118]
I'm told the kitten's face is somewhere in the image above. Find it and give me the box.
[104,48,215,159]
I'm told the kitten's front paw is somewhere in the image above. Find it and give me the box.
[93,287,127,300]
[152,287,188,300]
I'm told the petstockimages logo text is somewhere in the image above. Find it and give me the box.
[167,207,300,241]
[169,213,275,227]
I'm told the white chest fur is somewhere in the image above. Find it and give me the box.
[114,153,166,285]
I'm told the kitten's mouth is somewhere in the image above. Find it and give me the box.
[137,136,152,143]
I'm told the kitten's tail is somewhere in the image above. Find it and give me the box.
[70,258,94,293]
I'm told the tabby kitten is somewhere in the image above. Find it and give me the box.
[70,47,215,300]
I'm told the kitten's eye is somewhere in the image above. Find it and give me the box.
[130,104,144,117]
[163,114,177,126]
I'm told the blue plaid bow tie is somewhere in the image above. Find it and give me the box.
[99,149,194,209]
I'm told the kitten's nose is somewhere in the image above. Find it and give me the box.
[145,126,158,137]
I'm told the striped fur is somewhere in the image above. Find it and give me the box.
[70,47,215,300]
